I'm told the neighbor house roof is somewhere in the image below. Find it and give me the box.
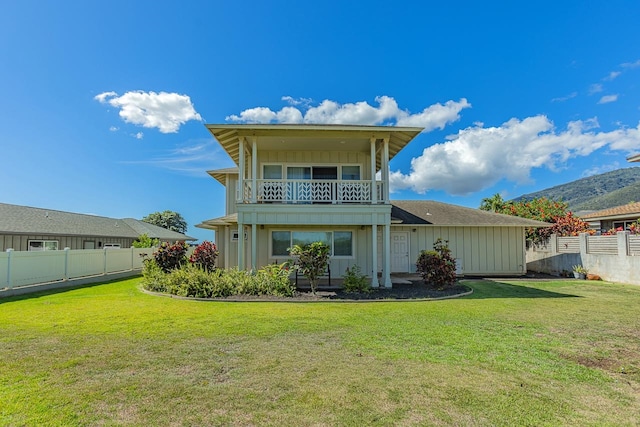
[205,124,424,172]
[391,200,551,227]
[627,153,640,163]
[0,203,196,241]
[580,202,640,221]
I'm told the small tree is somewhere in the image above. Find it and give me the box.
[142,210,188,234]
[189,241,218,271]
[416,238,457,289]
[132,233,160,248]
[289,241,330,295]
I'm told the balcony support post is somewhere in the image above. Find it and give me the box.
[370,137,377,204]
[382,137,390,203]
[238,137,245,203]
[371,223,379,287]
[251,137,257,203]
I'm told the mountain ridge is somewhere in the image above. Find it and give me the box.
[513,166,640,212]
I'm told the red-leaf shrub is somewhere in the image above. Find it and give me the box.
[416,238,457,289]
[189,241,218,271]
[153,241,188,273]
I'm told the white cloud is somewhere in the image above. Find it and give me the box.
[588,83,603,95]
[605,71,621,81]
[226,96,471,131]
[581,162,620,177]
[120,139,233,177]
[95,90,202,133]
[109,126,119,132]
[133,132,144,140]
[390,117,640,196]
[551,92,577,103]
[281,96,313,107]
[598,94,618,104]
[621,59,640,69]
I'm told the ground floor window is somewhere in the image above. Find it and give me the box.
[271,230,353,258]
[28,240,58,251]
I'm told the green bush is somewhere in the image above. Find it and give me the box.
[142,259,168,292]
[416,238,457,289]
[342,265,371,293]
[142,263,295,298]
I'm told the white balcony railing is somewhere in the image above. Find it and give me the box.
[240,179,385,204]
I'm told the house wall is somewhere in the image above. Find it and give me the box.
[0,233,134,252]
[392,225,527,275]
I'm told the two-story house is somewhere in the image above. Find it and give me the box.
[197,124,549,287]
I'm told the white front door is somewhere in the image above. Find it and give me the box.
[391,232,409,272]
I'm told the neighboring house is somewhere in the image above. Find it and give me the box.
[581,202,640,233]
[196,124,548,287]
[628,153,640,163]
[0,203,196,251]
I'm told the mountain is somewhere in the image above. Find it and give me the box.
[513,167,640,212]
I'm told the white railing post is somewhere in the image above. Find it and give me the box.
[103,248,108,275]
[6,248,13,289]
[64,247,70,280]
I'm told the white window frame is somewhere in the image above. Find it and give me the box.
[260,163,363,181]
[28,240,59,251]
[232,231,248,241]
[103,243,121,249]
[269,229,354,259]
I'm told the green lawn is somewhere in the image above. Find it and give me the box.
[1,277,639,426]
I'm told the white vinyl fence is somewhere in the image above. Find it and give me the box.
[0,247,155,291]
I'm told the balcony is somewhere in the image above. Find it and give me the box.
[240,179,385,204]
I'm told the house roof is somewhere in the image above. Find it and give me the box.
[196,213,238,230]
[207,167,238,186]
[0,203,196,241]
[628,153,640,163]
[580,202,640,221]
[391,200,551,227]
[205,124,424,171]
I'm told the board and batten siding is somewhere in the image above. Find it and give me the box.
[0,234,134,252]
[391,225,526,275]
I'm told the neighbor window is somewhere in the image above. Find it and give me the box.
[28,240,59,251]
[271,230,353,258]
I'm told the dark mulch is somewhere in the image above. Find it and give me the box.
[211,280,472,302]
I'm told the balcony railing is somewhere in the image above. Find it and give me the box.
[239,179,385,204]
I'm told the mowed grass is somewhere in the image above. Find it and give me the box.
[1,277,639,426]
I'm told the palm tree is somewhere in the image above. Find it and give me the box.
[480,193,505,212]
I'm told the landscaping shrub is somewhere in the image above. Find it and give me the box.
[142,259,168,292]
[416,238,457,289]
[132,233,160,248]
[142,263,295,298]
[189,241,218,271]
[153,241,188,273]
[289,241,330,294]
[342,265,371,293]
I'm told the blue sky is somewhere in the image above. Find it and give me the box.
[2,1,640,242]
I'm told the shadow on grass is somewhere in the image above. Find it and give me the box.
[0,276,139,305]
[461,279,580,299]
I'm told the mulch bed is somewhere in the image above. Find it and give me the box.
[210,280,471,302]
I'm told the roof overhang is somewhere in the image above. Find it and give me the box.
[195,213,238,230]
[206,167,238,186]
[205,124,424,171]
[627,153,640,163]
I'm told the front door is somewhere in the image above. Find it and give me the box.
[391,231,409,272]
